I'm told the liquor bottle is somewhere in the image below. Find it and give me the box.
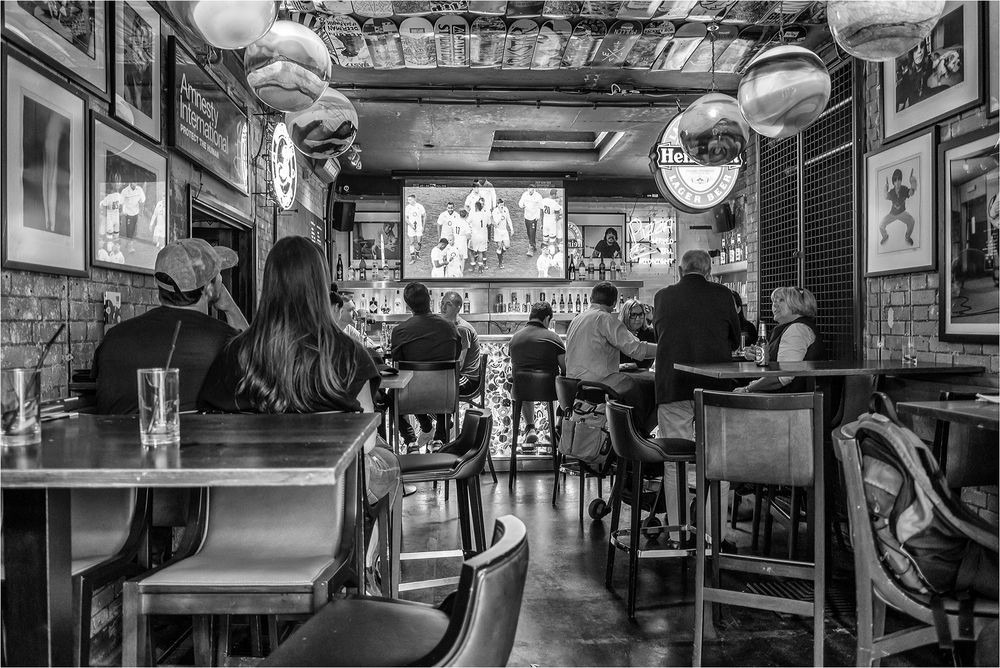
[463,292,471,314]
[496,294,504,313]
[524,293,531,312]
[393,290,402,314]
[618,294,625,307]
[558,293,566,313]
[550,293,558,311]
[609,259,618,281]
[368,292,379,315]
[510,292,518,312]
[734,232,743,262]
[587,258,595,279]
[568,258,577,281]
[392,263,401,281]
[582,295,589,309]
[381,295,390,315]
[578,256,587,279]
[720,235,727,265]
[574,294,582,313]
[335,254,344,281]
[754,322,769,367]
[539,291,546,305]
[359,257,368,281]
[598,257,606,281]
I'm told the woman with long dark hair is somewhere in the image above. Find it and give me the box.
[199,236,399,503]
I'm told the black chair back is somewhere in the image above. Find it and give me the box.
[606,400,692,464]
[554,376,580,414]
[441,408,493,481]
[511,369,557,403]
[420,515,529,667]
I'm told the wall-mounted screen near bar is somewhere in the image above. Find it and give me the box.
[401,175,566,281]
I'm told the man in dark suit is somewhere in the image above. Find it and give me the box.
[653,249,740,529]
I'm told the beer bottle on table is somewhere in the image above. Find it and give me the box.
[754,322,769,367]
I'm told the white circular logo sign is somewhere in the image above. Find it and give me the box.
[271,122,296,211]
[649,114,742,214]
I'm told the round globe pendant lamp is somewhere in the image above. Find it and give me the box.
[169,0,279,50]
[737,45,831,139]
[677,93,749,167]
[245,20,331,112]
[827,0,945,62]
[284,89,359,159]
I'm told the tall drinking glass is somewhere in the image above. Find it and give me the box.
[1,368,41,446]
[137,368,180,446]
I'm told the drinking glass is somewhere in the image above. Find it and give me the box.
[137,368,180,446]
[902,336,918,365]
[1,368,41,446]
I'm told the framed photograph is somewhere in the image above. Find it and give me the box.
[2,48,88,276]
[350,220,402,267]
[989,0,998,115]
[937,124,999,342]
[113,0,161,142]
[91,112,168,274]
[2,0,108,97]
[864,128,936,277]
[882,1,982,142]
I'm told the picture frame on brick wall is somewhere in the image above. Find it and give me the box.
[1,0,108,98]
[2,47,89,277]
[881,0,983,143]
[864,128,936,277]
[112,0,161,143]
[937,124,999,343]
[91,112,168,275]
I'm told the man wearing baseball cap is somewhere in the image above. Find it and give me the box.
[92,238,249,414]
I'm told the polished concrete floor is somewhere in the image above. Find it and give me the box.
[398,471,948,667]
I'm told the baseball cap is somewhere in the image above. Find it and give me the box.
[154,238,238,292]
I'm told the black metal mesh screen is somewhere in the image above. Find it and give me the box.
[758,58,857,359]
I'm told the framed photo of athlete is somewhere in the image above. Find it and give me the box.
[937,124,999,343]
[882,1,983,142]
[864,128,936,277]
[350,220,402,268]
[90,112,168,275]
[113,0,161,142]
[2,48,89,276]
[2,0,108,98]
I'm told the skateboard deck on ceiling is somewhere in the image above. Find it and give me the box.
[530,18,571,69]
[468,1,509,14]
[714,24,765,73]
[471,15,507,67]
[684,0,735,23]
[765,0,815,25]
[758,23,807,51]
[392,1,433,15]
[656,0,699,20]
[363,17,406,69]
[718,0,773,25]
[560,18,606,67]
[578,1,623,17]
[313,1,354,13]
[506,1,546,17]
[351,1,393,17]
[321,14,374,68]
[435,15,471,67]
[650,20,704,70]
[541,1,582,18]
[400,16,438,68]
[622,19,674,69]
[681,23,737,72]
[502,18,540,69]
[591,18,642,67]
[616,1,666,20]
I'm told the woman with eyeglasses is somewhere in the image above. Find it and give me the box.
[735,286,825,394]
[617,297,655,370]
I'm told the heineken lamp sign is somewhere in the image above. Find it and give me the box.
[649,115,743,213]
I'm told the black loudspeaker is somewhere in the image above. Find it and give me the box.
[712,202,735,233]
[330,201,356,232]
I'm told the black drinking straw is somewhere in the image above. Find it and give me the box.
[164,322,182,370]
[2,324,64,430]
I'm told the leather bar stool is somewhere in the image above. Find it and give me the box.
[458,353,497,483]
[395,360,460,452]
[509,368,558,490]
[605,400,696,619]
[395,408,493,594]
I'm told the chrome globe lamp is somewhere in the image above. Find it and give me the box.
[677,93,749,167]
[284,89,359,159]
[245,20,331,112]
[827,0,946,62]
[169,1,278,50]
[737,45,831,139]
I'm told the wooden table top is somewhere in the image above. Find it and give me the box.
[673,360,986,379]
[896,400,1000,431]
[380,369,413,390]
[1,413,380,489]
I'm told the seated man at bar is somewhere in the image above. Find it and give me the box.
[432,291,482,444]
[734,286,825,394]
[566,282,657,431]
[390,282,461,452]
[509,301,566,446]
[92,238,249,414]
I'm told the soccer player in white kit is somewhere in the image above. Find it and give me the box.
[452,208,472,274]
[540,189,562,246]
[518,187,545,256]
[491,198,514,269]
[467,200,490,273]
[536,242,563,278]
[437,202,459,244]
[430,237,449,277]
[405,194,426,263]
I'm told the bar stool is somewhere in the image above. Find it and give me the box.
[605,400,697,619]
[395,408,493,594]
[693,389,825,667]
[395,360,460,452]
[509,368,558,490]
[459,353,497,483]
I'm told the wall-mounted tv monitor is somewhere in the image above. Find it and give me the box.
[402,175,566,281]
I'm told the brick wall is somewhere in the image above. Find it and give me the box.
[860,61,999,521]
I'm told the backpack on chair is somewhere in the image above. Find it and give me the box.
[843,413,999,648]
